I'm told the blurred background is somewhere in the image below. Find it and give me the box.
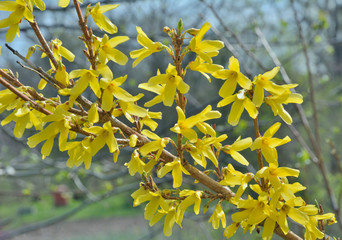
[0,0,341,239]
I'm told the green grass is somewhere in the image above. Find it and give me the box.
[0,192,141,230]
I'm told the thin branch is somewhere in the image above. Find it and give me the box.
[29,20,58,70]
[253,27,320,160]
[201,0,267,71]
[290,0,321,154]
[73,0,97,70]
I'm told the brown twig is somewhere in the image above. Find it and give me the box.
[290,0,341,227]
[0,77,52,116]
[327,139,342,174]
[73,0,97,69]
[290,0,321,154]
[201,0,267,72]
[29,20,58,70]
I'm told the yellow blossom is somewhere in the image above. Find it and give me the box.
[65,137,92,169]
[116,97,148,123]
[125,150,145,176]
[138,82,165,107]
[89,2,119,34]
[83,121,118,164]
[139,111,162,131]
[170,105,221,143]
[94,34,129,65]
[0,88,18,113]
[188,55,224,82]
[222,136,252,166]
[224,222,240,239]
[129,134,138,147]
[58,0,82,8]
[177,190,202,225]
[252,66,285,107]
[27,104,77,158]
[265,90,303,125]
[147,64,189,107]
[209,203,226,229]
[217,89,258,126]
[0,0,40,42]
[219,164,254,202]
[59,69,100,106]
[131,186,168,221]
[42,39,75,65]
[130,26,166,68]
[304,213,335,240]
[100,75,134,111]
[185,134,227,168]
[256,163,300,188]
[149,202,178,236]
[1,101,43,138]
[88,103,99,124]
[157,158,190,188]
[213,56,252,97]
[139,129,169,172]
[188,22,224,63]
[55,64,70,87]
[250,122,291,165]
[232,194,271,228]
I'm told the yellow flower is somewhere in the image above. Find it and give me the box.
[55,64,70,87]
[149,202,178,236]
[213,56,252,97]
[0,0,40,42]
[217,89,258,126]
[177,190,202,225]
[139,111,162,131]
[222,136,252,166]
[59,69,100,106]
[186,134,227,168]
[157,158,190,188]
[58,0,82,8]
[130,26,166,68]
[125,150,145,176]
[88,103,99,124]
[188,55,224,82]
[94,34,129,65]
[138,82,165,107]
[89,2,119,34]
[219,164,254,202]
[209,203,226,229]
[0,88,18,113]
[139,129,169,172]
[29,0,45,10]
[277,197,310,234]
[252,66,284,107]
[100,75,133,111]
[250,122,291,165]
[131,186,168,220]
[1,102,43,138]
[42,39,75,65]
[146,64,189,107]
[27,104,76,158]
[189,22,224,63]
[265,90,303,125]
[224,222,239,239]
[65,137,92,169]
[232,194,271,227]
[256,163,299,188]
[116,98,148,123]
[170,105,221,143]
[304,213,335,240]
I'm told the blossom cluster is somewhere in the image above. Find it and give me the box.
[0,1,336,239]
